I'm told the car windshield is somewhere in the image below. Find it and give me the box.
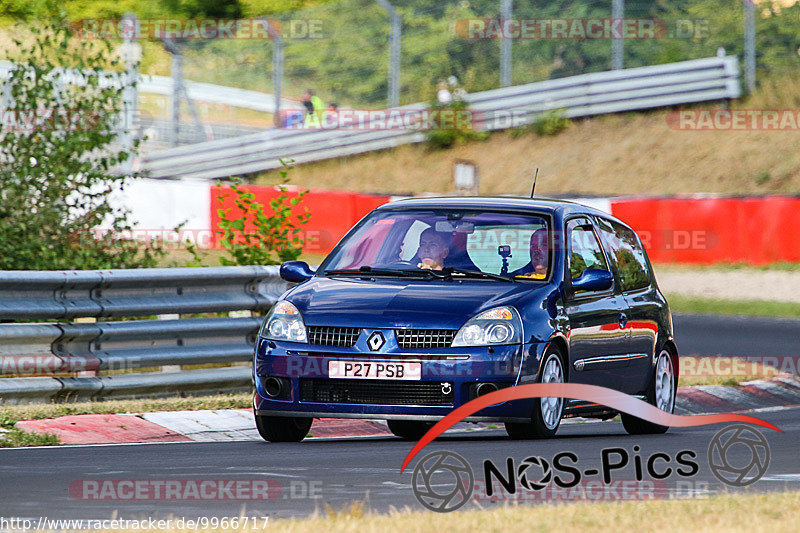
[320,208,551,280]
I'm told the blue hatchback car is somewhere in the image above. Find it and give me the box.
[253,197,678,442]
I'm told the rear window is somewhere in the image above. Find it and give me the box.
[596,217,651,292]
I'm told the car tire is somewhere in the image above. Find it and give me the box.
[386,420,435,440]
[254,414,312,442]
[504,346,565,439]
[622,348,676,435]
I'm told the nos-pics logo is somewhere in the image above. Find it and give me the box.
[411,425,771,513]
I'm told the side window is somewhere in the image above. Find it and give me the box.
[567,219,608,281]
[596,218,651,292]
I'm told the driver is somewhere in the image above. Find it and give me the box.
[512,228,549,279]
[416,228,450,270]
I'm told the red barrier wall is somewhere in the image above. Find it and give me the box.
[210,186,390,254]
[610,196,800,264]
[209,188,799,264]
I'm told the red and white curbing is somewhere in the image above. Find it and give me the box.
[10,377,800,446]
[675,376,800,415]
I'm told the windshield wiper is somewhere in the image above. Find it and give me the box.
[445,267,516,283]
[324,266,446,279]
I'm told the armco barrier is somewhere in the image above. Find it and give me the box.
[0,266,291,404]
[609,196,800,265]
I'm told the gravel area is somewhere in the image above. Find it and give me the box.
[653,267,800,303]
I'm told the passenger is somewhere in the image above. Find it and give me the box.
[512,228,549,279]
[416,228,450,271]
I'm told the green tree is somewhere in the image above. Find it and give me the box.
[0,23,165,270]
[215,161,310,266]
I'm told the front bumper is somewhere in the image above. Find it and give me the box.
[254,337,548,422]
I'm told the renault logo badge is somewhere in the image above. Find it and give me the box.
[367,331,385,351]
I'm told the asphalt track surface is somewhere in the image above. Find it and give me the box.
[673,314,800,357]
[0,313,798,521]
[0,406,798,519]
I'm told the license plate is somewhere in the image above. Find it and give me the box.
[328,360,421,380]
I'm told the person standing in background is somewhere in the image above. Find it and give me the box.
[324,102,339,129]
[302,89,325,128]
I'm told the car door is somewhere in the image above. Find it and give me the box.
[562,217,632,390]
[595,216,659,394]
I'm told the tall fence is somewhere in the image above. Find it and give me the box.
[0,267,290,405]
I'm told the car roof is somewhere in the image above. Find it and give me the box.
[378,195,613,220]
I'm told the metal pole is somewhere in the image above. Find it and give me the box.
[169,43,182,147]
[500,0,512,87]
[120,13,139,173]
[612,0,624,70]
[267,22,283,127]
[376,0,401,108]
[744,0,756,94]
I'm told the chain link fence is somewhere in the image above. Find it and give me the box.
[132,0,800,147]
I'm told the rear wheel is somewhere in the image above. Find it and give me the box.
[505,347,565,439]
[386,420,435,440]
[254,414,312,442]
[622,349,675,435]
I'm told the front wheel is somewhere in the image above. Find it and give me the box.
[505,347,565,439]
[387,420,435,440]
[622,349,675,435]
[254,414,312,442]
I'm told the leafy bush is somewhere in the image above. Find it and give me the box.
[425,99,489,150]
[215,161,310,266]
[532,110,570,137]
[0,23,165,270]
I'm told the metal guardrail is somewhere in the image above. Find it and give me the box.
[140,56,741,180]
[0,266,290,404]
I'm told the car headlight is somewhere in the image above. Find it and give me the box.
[260,300,307,343]
[451,306,523,347]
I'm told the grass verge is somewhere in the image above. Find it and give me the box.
[0,393,253,428]
[0,428,59,448]
[267,490,796,532]
[667,294,800,319]
[655,262,800,273]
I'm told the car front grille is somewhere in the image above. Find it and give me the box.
[300,378,454,406]
[395,329,458,349]
[306,326,362,347]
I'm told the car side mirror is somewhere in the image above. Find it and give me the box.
[280,261,315,283]
[571,268,613,292]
